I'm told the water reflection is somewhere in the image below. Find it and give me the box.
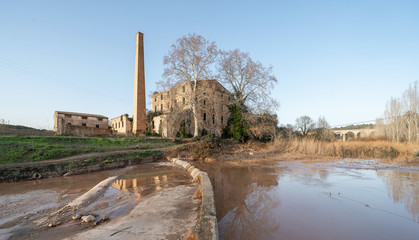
[202,160,419,240]
[202,164,281,240]
[111,163,191,198]
[112,175,170,196]
[378,170,419,222]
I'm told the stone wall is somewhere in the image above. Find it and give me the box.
[168,157,219,240]
[65,125,111,136]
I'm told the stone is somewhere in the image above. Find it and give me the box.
[48,222,60,227]
[32,172,42,179]
[81,215,95,223]
[72,214,81,220]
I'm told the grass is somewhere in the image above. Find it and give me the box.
[0,135,176,165]
[267,138,419,162]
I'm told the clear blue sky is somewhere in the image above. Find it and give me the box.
[1,0,418,129]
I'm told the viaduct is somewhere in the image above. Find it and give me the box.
[331,128,376,141]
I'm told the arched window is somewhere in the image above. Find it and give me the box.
[203,113,207,121]
[212,115,215,124]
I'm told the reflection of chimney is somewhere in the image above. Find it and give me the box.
[133,32,146,134]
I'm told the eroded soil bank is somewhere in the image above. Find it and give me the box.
[0,163,198,240]
[196,158,419,240]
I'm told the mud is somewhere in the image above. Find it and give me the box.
[198,159,419,240]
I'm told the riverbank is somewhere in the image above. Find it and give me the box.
[266,138,419,162]
[2,134,418,183]
[167,136,419,163]
[0,135,184,182]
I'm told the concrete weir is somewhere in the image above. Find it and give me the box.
[168,157,219,240]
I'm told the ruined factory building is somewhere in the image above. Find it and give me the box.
[111,114,133,135]
[53,111,110,135]
[151,79,231,137]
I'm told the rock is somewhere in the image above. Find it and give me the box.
[48,222,60,227]
[249,152,254,155]
[81,215,95,223]
[32,172,42,179]
[72,214,81,220]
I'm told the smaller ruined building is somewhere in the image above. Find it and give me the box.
[111,115,133,135]
[54,111,110,135]
[151,80,231,137]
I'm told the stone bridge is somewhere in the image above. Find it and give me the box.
[331,128,376,141]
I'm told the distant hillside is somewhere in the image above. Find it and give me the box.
[0,124,54,136]
[332,124,375,130]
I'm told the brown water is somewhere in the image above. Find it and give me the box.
[202,159,419,240]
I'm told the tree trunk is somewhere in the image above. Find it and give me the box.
[191,80,199,137]
[192,101,199,137]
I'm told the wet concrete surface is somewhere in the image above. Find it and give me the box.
[0,163,197,240]
[200,159,419,240]
[65,184,199,240]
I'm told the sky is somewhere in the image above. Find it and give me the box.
[1,0,418,129]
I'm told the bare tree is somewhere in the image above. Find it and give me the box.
[217,49,279,113]
[315,116,330,140]
[383,81,419,142]
[316,116,330,129]
[160,33,218,137]
[385,97,403,141]
[403,82,419,142]
[296,115,314,136]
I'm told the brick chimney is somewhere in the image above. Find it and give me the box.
[132,32,146,134]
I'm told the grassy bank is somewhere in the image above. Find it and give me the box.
[266,138,419,162]
[0,149,163,182]
[0,135,177,165]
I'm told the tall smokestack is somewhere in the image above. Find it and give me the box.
[132,32,146,134]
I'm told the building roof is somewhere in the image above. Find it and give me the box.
[111,115,132,121]
[55,111,108,119]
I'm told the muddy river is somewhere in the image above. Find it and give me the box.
[201,159,419,240]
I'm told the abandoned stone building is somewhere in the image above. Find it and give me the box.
[151,80,231,137]
[53,111,110,135]
[111,115,133,135]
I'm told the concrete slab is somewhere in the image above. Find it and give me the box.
[65,184,199,240]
